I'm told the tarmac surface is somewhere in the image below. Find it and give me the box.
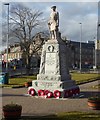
[1,80,100,118]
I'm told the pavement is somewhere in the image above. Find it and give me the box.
[1,80,100,118]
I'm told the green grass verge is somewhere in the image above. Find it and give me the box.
[0,76,37,88]
[2,112,99,120]
[9,76,37,85]
[56,112,100,120]
[71,73,100,85]
[1,73,100,88]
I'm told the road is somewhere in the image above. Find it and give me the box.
[1,80,100,118]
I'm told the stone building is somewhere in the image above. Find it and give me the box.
[66,40,95,69]
[2,40,96,70]
[2,44,21,61]
[2,43,40,68]
[96,1,100,68]
[96,40,100,68]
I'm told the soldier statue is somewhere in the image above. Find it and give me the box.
[48,6,59,39]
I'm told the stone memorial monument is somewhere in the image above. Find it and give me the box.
[28,6,80,98]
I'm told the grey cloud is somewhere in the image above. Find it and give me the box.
[56,2,98,42]
[2,2,98,43]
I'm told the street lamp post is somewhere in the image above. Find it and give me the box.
[79,23,82,72]
[92,37,96,69]
[4,3,9,73]
[94,40,97,69]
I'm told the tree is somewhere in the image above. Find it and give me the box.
[9,4,47,74]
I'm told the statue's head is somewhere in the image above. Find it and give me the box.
[51,6,56,11]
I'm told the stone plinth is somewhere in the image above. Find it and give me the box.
[28,38,80,98]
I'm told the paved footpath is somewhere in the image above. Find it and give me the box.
[1,80,100,117]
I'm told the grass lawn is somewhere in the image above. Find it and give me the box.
[71,73,100,85]
[9,76,37,85]
[0,76,37,88]
[56,112,100,120]
[0,73,100,88]
[2,112,98,120]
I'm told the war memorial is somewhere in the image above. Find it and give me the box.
[28,6,80,98]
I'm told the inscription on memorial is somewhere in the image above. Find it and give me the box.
[45,53,56,74]
[38,81,60,88]
[46,53,55,65]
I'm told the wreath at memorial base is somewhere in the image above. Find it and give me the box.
[38,90,45,96]
[53,90,61,98]
[44,90,53,98]
[28,88,35,96]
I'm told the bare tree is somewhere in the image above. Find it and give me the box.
[9,4,47,74]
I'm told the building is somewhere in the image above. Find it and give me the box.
[2,39,100,70]
[67,40,95,69]
[96,1,100,68]
[2,43,40,68]
[95,40,100,68]
[2,44,22,62]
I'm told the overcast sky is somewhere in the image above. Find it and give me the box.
[0,0,100,51]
